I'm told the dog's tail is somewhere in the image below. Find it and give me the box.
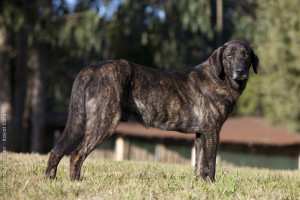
[67,67,91,135]
[54,68,90,153]
[45,68,90,178]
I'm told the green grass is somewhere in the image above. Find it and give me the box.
[1,152,299,199]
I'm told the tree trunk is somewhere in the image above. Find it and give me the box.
[30,46,46,153]
[216,0,223,46]
[0,27,15,151]
[14,31,29,152]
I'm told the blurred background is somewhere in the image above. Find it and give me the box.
[0,0,299,169]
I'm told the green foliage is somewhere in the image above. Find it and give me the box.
[45,0,216,110]
[253,0,300,131]
[5,153,300,199]
[232,0,300,132]
[0,1,24,33]
[59,10,103,54]
[234,75,262,116]
[2,0,300,132]
[181,0,212,36]
[228,0,258,42]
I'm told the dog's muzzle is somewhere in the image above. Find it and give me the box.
[232,67,248,80]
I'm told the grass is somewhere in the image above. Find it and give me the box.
[1,152,299,199]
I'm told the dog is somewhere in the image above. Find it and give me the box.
[46,40,258,181]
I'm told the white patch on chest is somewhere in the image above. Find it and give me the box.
[134,99,152,126]
[86,97,97,111]
[193,103,203,124]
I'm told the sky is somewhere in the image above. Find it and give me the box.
[65,0,123,18]
[64,0,165,20]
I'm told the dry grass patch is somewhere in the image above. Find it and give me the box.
[1,152,299,199]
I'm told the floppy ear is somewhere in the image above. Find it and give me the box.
[209,46,224,77]
[251,48,259,74]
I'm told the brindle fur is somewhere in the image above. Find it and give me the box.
[45,40,259,181]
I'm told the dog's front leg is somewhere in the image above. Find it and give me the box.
[195,133,207,179]
[194,131,219,181]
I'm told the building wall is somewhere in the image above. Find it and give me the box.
[89,136,192,165]
[127,139,156,162]
[218,151,298,170]
[123,137,192,165]
[89,136,300,170]
[89,137,115,160]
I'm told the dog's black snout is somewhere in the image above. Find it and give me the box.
[236,67,245,74]
[234,66,248,80]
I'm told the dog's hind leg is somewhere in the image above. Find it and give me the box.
[46,76,86,179]
[45,121,84,179]
[69,94,122,181]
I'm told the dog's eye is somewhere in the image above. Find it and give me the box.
[244,53,248,57]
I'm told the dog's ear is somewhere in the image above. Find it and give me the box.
[209,46,224,77]
[251,47,259,74]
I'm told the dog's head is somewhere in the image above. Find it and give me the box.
[209,40,259,81]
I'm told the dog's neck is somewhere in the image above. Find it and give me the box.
[227,78,247,102]
[214,78,246,121]
[191,64,243,119]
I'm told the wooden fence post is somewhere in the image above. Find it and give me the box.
[191,146,195,166]
[115,136,124,161]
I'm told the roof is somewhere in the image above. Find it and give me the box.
[219,117,300,146]
[46,113,300,146]
[115,120,195,141]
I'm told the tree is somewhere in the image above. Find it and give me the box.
[254,0,300,132]
[0,1,24,151]
[232,0,300,133]
[0,26,14,150]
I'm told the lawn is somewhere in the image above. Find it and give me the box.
[1,152,299,199]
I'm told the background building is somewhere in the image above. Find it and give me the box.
[46,113,300,170]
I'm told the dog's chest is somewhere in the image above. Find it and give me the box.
[132,95,208,133]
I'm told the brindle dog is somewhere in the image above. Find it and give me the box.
[46,40,258,181]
